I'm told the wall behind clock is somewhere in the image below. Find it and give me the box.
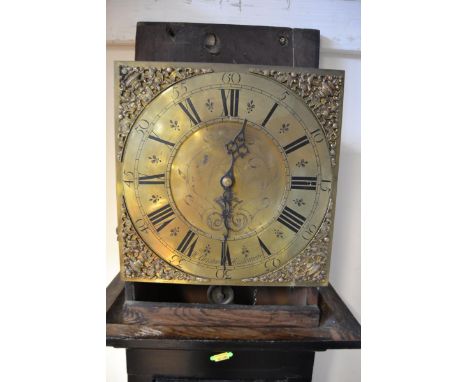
[106,1,361,381]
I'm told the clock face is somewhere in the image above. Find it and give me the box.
[120,70,334,281]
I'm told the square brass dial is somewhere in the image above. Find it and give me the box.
[115,61,344,286]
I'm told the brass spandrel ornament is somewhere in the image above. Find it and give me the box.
[115,61,344,286]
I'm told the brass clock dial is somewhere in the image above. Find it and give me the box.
[116,63,344,286]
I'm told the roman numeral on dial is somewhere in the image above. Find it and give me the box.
[277,206,307,233]
[221,89,239,117]
[147,204,175,232]
[261,103,278,127]
[291,176,317,190]
[221,241,232,267]
[178,97,201,125]
[283,136,309,154]
[177,230,198,257]
[148,135,175,147]
[258,237,272,256]
[138,174,165,185]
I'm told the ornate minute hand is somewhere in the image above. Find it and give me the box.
[219,158,234,269]
[218,119,249,269]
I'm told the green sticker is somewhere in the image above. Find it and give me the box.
[210,351,234,362]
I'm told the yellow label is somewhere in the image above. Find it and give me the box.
[210,352,234,362]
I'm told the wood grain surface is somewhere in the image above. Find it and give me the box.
[135,22,320,67]
[106,275,360,348]
[121,300,320,328]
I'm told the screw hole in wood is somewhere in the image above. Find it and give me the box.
[204,32,221,55]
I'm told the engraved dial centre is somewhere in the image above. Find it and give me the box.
[169,120,289,241]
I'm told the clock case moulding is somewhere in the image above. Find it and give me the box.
[114,61,344,287]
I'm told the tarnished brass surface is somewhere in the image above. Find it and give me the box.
[115,62,344,286]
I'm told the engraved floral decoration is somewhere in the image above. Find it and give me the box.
[149,194,161,204]
[203,244,211,256]
[169,120,180,131]
[296,159,308,168]
[250,68,344,167]
[194,244,211,261]
[205,98,214,112]
[279,123,290,134]
[242,200,334,285]
[170,227,180,237]
[293,198,306,207]
[119,199,207,281]
[148,155,161,164]
[242,246,250,257]
[117,64,213,161]
[274,229,284,239]
[246,100,255,113]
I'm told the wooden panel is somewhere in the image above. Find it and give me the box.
[107,0,361,53]
[127,376,153,382]
[126,348,314,381]
[257,286,318,305]
[149,380,298,382]
[106,282,360,347]
[108,336,352,352]
[106,272,125,313]
[121,300,320,328]
[318,284,361,341]
[135,22,319,67]
[107,323,328,341]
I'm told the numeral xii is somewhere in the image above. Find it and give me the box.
[221,89,239,117]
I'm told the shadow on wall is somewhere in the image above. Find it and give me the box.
[330,143,361,320]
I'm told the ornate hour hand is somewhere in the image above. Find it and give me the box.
[225,119,249,162]
[218,118,248,203]
[218,119,249,269]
